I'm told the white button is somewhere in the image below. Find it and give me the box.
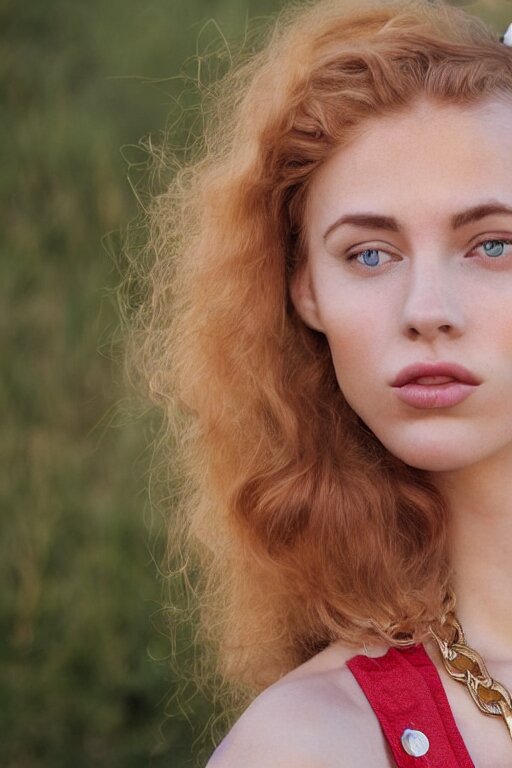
[400,728,430,757]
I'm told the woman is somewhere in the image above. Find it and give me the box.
[136,0,512,764]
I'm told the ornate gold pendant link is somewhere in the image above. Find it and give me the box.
[430,617,512,740]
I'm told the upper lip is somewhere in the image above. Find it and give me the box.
[391,361,481,388]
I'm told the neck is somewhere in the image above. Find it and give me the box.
[433,450,512,663]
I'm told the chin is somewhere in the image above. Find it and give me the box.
[391,449,471,473]
[371,425,487,474]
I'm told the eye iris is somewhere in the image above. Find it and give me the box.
[361,248,380,266]
[483,240,504,257]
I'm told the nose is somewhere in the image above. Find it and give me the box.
[400,259,465,342]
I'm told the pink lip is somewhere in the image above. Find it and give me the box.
[391,362,481,410]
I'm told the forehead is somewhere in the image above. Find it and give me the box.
[305,96,512,233]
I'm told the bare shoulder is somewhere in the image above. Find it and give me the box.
[206,641,393,768]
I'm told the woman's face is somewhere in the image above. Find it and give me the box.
[291,96,512,472]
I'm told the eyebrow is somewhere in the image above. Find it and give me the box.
[322,201,512,241]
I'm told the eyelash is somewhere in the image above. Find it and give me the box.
[469,238,512,260]
[347,238,512,268]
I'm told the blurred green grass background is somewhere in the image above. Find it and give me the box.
[2,0,507,766]
[1,0,283,765]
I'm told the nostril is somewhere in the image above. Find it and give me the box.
[406,323,452,338]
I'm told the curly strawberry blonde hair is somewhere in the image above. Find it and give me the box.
[132,0,512,709]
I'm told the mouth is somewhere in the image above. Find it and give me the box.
[391,363,481,410]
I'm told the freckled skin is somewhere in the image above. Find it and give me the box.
[292,96,512,473]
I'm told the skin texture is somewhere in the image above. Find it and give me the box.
[208,97,512,767]
[294,95,512,475]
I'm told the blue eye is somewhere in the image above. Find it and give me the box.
[356,248,381,267]
[482,239,506,257]
[348,247,393,269]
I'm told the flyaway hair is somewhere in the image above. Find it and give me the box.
[129,0,512,712]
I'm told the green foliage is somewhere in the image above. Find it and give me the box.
[5,0,505,765]
[1,0,283,765]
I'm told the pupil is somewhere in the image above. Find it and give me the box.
[363,249,379,266]
[484,240,504,257]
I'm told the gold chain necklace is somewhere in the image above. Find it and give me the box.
[430,615,512,740]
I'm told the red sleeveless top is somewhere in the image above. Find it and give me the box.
[347,644,475,767]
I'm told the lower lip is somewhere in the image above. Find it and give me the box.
[393,382,478,409]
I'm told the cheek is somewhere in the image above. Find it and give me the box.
[315,276,396,356]
[490,308,512,349]
[322,308,389,406]
[328,332,371,375]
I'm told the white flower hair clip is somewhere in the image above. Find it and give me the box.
[500,22,512,46]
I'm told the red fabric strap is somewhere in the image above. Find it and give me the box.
[347,644,475,767]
